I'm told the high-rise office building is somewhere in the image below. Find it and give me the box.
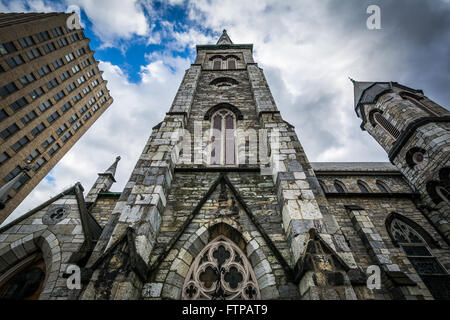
[0,12,113,222]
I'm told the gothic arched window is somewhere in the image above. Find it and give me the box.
[334,180,346,193]
[318,180,328,193]
[357,180,371,193]
[227,58,236,70]
[182,236,261,300]
[0,253,46,300]
[400,92,439,117]
[369,109,401,140]
[386,213,448,300]
[376,180,390,193]
[210,109,236,166]
[213,58,222,70]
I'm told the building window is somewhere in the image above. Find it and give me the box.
[61,131,73,143]
[213,58,222,70]
[0,41,17,55]
[91,79,99,87]
[227,58,236,70]
[10,97,28,112]
[386,214,449,300]
[52,27,64,37]
[37,65,51,76]
[65,52,75,62]
[400,92,439,117]
[69,33,81,42]
[436,185,450,204]
[52,58,64,69]
[31,122,46,137]
[6,54,25,68]
[0,109,9,122]
[60,71,71,81]
[77,76,86,84]
[1,123,20,140]
[88,97,96,106]
[68,114,78,124]
[53,90,66,102]
[405,147,428,169]
[79,105,88,114]
[83,111,92,121]
[81,58,91,67]
[57,37,68,47]
[42,42,56,54]
[48,143,61,156]
[13,173,30,190]
[0,151,10,165]
[33,157,47,171]
[182,236,260,300]
[210,109,236,165]
[71,64,81,74]
[376,180,390,193]
[18,36,35,48]
[318,180,328,193]
[56,124,68,136]
[333,180,346,193]
[12,136,30,152]
[72,121,82,132]
[0,82,19,97]
[21,110,38,125]
[82,86,91,94]
[66,82,76,92]
[4,166,21,182]
[36,31,50,43]
[72,93,82,104]
[29,87,45,100]
[41,135,55,149]
[47,111,60,124]
[77,47,86,56]
[45,78,59,90]
[357,180,371,193]
[60,101,72,113]
[26,48,42,60]
[369,109,400,140]
[25,149,40,163]
[92,104,99,113]
[38,100,52,112]
[86,69,95,78]
[19,72,36,86]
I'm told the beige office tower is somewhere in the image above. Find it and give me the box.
[0,12,113,222]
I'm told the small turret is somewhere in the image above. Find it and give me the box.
[85,156,120,203]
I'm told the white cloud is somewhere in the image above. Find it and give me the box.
[68,0,149,45]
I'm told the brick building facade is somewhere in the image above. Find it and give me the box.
[0,12,113,220]
[0,30,448,300]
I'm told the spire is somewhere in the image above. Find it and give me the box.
[351,79,377,108]
[216,29,233,45]
[105,156,121,177]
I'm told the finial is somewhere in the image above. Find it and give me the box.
[348,77,356,84]
[223,29,227,33]
[116,156,121,162]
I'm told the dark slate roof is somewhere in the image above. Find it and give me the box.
[311,162,399,172]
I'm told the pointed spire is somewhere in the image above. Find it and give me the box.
[104,156,121,177]
[216,29,233,45]
[350,78,377,108]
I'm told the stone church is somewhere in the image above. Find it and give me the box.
[0,30,449,300]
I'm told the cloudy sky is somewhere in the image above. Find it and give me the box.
[1,0,449,225]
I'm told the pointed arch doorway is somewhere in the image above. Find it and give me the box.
[182,236,261,300]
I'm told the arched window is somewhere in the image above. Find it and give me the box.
[436,185,450,204]
[318,180,328,193]
[227,58,236,70]
[376,180,390,193]
[400,92,439,117]
[357,180,371,193]
[369,109,401,140]
[0,253,46,300]
[213,58,222,70]
[334,180,346,193]
[182,236,261,300]
[386,213,448,300]
[210,109,236,165]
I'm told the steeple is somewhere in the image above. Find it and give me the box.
[105,156,121,177]
[85,156,121,203]
[216,29,233,45]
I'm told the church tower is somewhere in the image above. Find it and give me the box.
[80,31,366,300]
[352,80,450,243]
